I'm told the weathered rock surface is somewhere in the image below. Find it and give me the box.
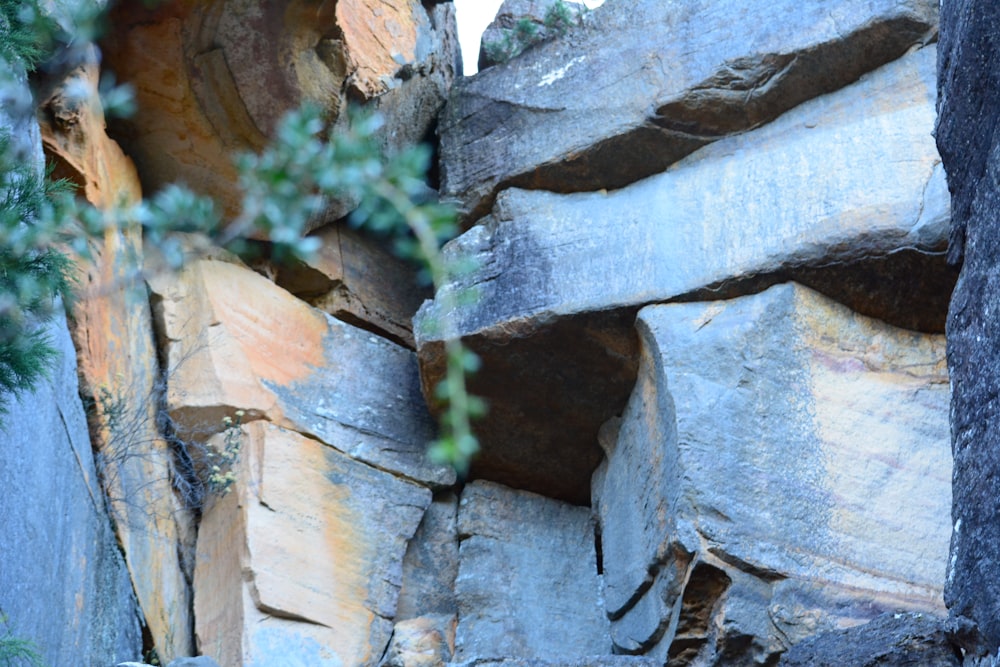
[101,0,459,224]
[0,312,142,666]
[148,257,453,487]
[272,222,430,348]
[38,50,195,661]
[593,283,951,663]
[441,0,939,222]
[454,481,608,663]
[419,44,948,504]
[778,612,960,666]
[397,493,459,621]
[194,421,431,667]
[935,0,1000,656]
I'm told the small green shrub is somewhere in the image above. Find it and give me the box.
[0,613,44,667]
[482,0,587,65]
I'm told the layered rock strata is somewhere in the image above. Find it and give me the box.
[441,0,939,222]
[418,43,949,504]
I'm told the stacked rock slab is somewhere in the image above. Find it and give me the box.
[419,42,948,504]
[594,284,951,664]
[440,0,939,222]
[148,258,453,489]
[935,0,1000,657]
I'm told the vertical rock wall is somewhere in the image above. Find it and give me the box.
[936,0,1000,659]
[0,0,979,665]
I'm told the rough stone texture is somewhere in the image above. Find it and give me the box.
[101,0,459,224]
[778,612,960,666]
[0,312,143,666]
[379,614,456,667]
[194,421,431,667]
[418,44,948,504]
[441,0,938,222]
[593,283,951,664]
[148,257,453,487]
[935,0,1000,657]
[272,222,430,348]
[397,493,459,620]
[454,481,609,663]
[37,51,195,661]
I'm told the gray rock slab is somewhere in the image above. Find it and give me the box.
[594,283,951,663]
[455,481,609,662]
[418,44,947,504]
[0,312,142,666]
[441,0,938,221]
[149,258,454,488]
[935,0,1000,656]
[397,493,460,620]
[778,612,959,666]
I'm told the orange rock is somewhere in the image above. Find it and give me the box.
[194,421,431,666]
[101,0,458,223]
[148,257,453,487]
[39,51,196,661]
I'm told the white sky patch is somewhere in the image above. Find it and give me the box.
[453,0,606,76]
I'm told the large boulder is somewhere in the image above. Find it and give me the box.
[935,0,1000,656]
[441,0,938,222]
[418,44,948,503]
[148,257,453,487]
[593,283,951,664]
[101,0,459,223]
[454,481,609,663]
[194,421,432,667]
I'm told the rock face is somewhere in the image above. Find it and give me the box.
[592,284,951,664]
[101,0,459,224]
[194,421,431,667]
[935,0,1000,657]
[148,257,453,488]
[38,49,196,661]
[0,313,142,666]
[441,0,939,222]
[418,43,949,504]
[0,0,968,665]
[454,481,609,663]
